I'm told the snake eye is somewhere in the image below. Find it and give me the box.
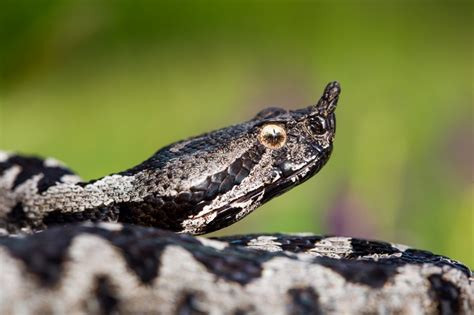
[308,116,326,135]
[259,124,287,149]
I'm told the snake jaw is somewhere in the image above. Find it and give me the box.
[180,189,265,235]
[179,147,332,235]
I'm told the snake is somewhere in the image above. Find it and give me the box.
[0,82,471,314]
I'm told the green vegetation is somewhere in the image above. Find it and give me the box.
[1,1,472,266]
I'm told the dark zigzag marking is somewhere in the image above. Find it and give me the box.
[317,257,399,288]
[0,225,470,289]
[0,225,76,286]
[216,235,472,278]
[189,240,271,286]
[0,224,272,286]
[213,233,324,253]
[401,249,472,277]
[348,239,471,278]
[0,154,77,193]
[0,225,172,286]
[347,238,400,258]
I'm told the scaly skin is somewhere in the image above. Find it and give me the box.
[0,223,471,314]
[1,82,471,314]
[0,82,340,234]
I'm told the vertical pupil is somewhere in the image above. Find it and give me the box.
[260,124,287,148]
[266,128,281,143]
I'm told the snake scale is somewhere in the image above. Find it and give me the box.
[0,82,472,314]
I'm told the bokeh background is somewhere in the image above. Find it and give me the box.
[1,1,472,266]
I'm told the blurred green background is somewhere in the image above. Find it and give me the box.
[0,0,472,265]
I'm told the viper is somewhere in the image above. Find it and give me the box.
[0,82,339,235]
[0,82,471,314]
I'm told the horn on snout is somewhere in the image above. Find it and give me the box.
[313,81,341,116]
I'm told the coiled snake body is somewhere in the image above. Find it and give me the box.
[0,82,472,314]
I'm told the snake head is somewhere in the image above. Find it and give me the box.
[120,82,341,234]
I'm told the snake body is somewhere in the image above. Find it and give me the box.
[0,82,472,314]
[0,223,472,314]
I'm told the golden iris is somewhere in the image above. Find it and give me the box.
[259,124,287,149]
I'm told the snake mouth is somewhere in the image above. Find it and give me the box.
[183,188,265,234]
[186,150,332,234]
[262,152,331,204]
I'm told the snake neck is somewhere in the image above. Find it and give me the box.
[0,166,152,233]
